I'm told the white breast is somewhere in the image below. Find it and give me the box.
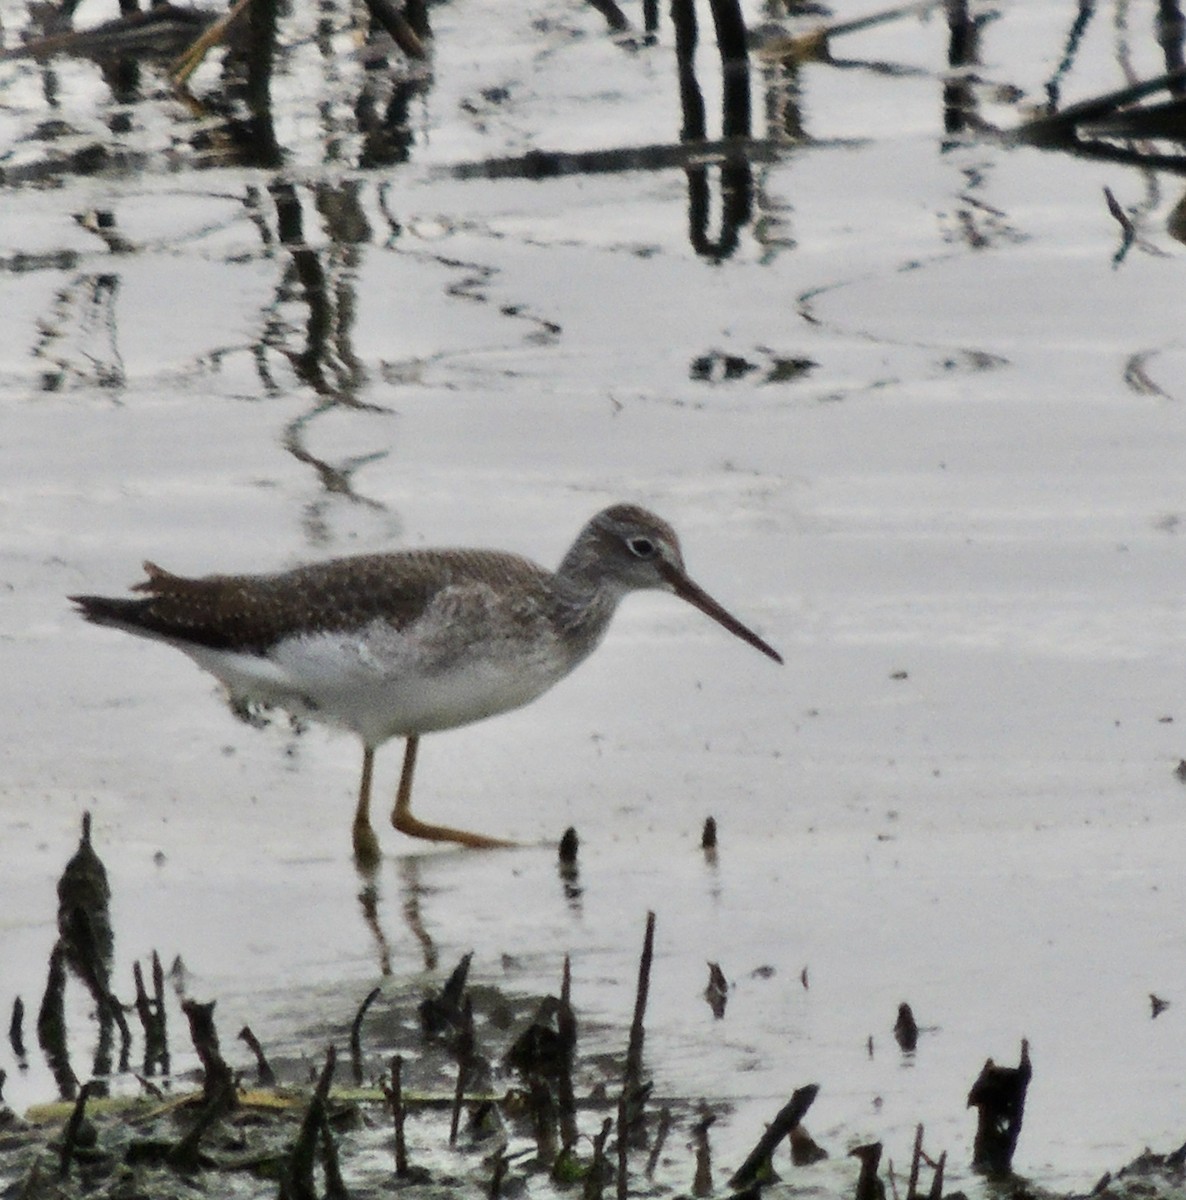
[179,617,573,748]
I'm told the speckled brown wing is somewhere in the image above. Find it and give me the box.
[71,550,553,655]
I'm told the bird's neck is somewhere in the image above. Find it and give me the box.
[549,565,624,668]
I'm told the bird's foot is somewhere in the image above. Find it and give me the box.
[352,820,382,871]
[391,811,517,849]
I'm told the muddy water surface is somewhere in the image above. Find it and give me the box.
[4,0,1186,1194]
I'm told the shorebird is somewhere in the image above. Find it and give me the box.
[71,504,782,864]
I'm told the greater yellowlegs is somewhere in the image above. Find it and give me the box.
[71,504,782,863]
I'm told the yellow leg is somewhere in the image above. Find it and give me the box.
[391,735,516,849]
[352,745,382,868]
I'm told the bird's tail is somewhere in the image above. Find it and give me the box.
[70,592,155,630]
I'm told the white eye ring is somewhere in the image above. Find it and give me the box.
[627,536,657,559]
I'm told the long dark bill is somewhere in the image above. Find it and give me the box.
[660,562,783,664]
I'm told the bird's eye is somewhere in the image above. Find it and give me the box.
[627,536,657,559]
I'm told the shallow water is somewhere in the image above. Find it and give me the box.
[4,0,1186,1194]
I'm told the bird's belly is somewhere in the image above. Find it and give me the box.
[182,624,570,747]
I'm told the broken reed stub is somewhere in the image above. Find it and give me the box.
[894,1002,919,1052]
[729,1083,820,1190]
[968,1038,1031,1175]
[701,817,717,850]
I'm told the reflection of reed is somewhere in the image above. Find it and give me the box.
[557,826,582,914]
[270,180,368,399]
[672,0,706,142]
[1018,4,1186,181]
[358,68,429,169]
[32,271,125,393]
[220,0,281,167]
[1017,67,1186,171]
[942,0,982,138]
[671,0,753,260]
[6,0,428,171]
[0,4,213,63]
[447,0,758,258]
[36,943,78,1099]
[264,180,391,541]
